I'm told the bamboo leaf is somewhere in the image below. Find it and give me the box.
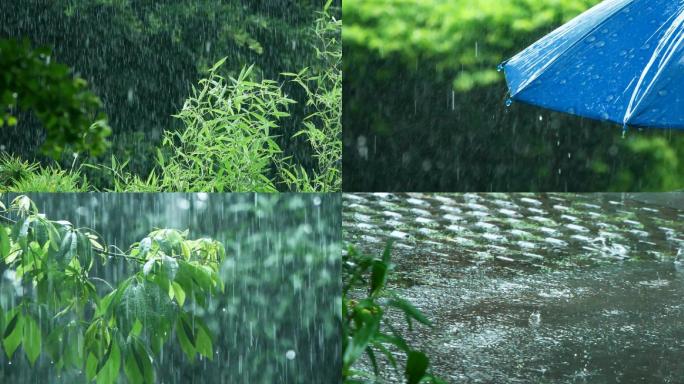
[406,350,429,384]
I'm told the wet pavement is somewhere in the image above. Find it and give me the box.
[343,193,684,383]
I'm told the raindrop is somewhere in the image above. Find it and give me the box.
[286,350,296,360]
[529,311,541,327]
[505,98,513,107]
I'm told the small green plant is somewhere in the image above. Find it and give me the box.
[0,154,39,186]
[0,195,225,383]
[343,243,445,384]
[7,167,88,192]
[0,155,89,192]
[0,39,111,158]
[280,1,342,192]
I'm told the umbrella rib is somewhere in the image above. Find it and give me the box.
[624,8,684,127]
[510,0,635,98]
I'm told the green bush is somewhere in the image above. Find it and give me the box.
[0,39,110,158]
[1,0,337,179]
[0,155,39,187]
[155,62,293,192]
[281,3,343,192]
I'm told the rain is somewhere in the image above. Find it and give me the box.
[343,192,684,382]
[342,0,684,192]
[0,193,341,383]
[0,0,342,191]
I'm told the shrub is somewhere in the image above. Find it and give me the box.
[0,39,110,158]
[155,61,294,192]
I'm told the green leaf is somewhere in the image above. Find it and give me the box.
[342,312,380,370]
[406,350,430,384]
[130,319,143,338]
[85,352,98,380]
[176,315,196,361]
[370,260,388,296]
[388,298,432,327]
[172,281,186,306]
[23,316,41,365]
[96,289,117,318]
[47,222,62,251]
[209,57,228,72]
[195,320,213,360]
[125,339,154,384]
[3,312,24,358]
[59,231,77,261]
[0,226,10,257]
[96,341,121,384]
[76,231,93,269]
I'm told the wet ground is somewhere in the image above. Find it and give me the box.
[343,193,684,383]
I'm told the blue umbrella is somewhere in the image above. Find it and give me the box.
[500,0,684,131]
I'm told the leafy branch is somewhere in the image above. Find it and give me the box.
[343,243,446,384]
[0,195,225,383]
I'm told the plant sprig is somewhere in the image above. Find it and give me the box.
[343,243,446,384]
[0,195,225,383]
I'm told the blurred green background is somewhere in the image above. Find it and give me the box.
[343,0,684,192]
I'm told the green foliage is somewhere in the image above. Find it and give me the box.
[155,62,294,192]
[0,39,111,158]
[280,2,343,192]
[0,155,39,187]
[1,3,342,192]
[343,243,445,384]
[6,168,89,193]
[0,155,88,192]
[2,0,336,181]
[0,195,225,383]
[343,0,599,91]
[602,136,681,192]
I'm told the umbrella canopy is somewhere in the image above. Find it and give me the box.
[501,0,684,130]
